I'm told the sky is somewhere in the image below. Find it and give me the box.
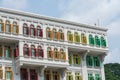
[0,0,120,64]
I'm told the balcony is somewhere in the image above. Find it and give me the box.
[14,55,69,69]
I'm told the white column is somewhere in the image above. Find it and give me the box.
[43,44,47,59]
[101,54,106,80]
[43,24,46,39]
[81,51,88,80]
[64,28,67,42]
[19,41,24,57]
[65,47,68,62]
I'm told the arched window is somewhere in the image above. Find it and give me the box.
[5,20,11,33]
[0,19,4,32]
[30,24,35,37]
[37,46,44,58]
[74,32,80,43]
[66,72,73,80]
[4,46,12,59]
[59,29,64,40]
[88,74,94,80]
[89,34,94,46]
[60,49,66,60]
[23,23,29,36]
[23,44,29,56]
[95,35,100,47]
[20,68,28,80]
[5,67,13,80]
[0,45,2,57]
[31,45,36,57]
[73,54,81,65]
[46,27,52,39]
[95,74,101,80]
[53,28,57,40]
[13,21,19,34]
[81,33,87,44]
[86,55,93,66]
[101,36,106,47]
[54,48,59,59]
[75,73,82,80]
[67,31,73,42]
[47,47,53,58]
[93,56,100,67]
[37,26,43,37]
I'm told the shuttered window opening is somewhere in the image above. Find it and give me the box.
[5,20,11,33]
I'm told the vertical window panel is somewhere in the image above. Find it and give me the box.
[5,20,11,33]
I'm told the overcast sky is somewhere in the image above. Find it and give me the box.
[0,0,120,64]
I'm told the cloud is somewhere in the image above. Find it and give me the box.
[59,0,120,63]
[1,0,28,10]
[60,0,120,26]
[104,48,120,63]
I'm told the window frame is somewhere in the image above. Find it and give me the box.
[23,44,30,57]
[37,46,44,58]
[5,20,11,33]
[23,23,29,36]
[13,21,18,34]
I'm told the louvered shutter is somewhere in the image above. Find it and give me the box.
[34,28,36,36]
[57,32,60,40]
[64,52,66,60]
[50,31,53,39]
[2,23,4,32]
[28,48,31,56]
[41,49,44,58]
[0,47,2,57]
[27,27,29,35]
[41,29,43,37]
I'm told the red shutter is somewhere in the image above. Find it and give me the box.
[28,48,31,56]
[42,49,44,58]
[26,72,28,80]
[35,48,38,57]
[40,29,43,37]
[35,73,38,80]
[34,28,36,36]
[14,47,19,58]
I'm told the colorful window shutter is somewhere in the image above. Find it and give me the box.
[69,55,72,64]
[40,29,43,37]
[16,25,19,34]
[28,48,31,56]
[2,23,5,32]
[78,35,80,43]
[41,49,44,58]
[64,52,66,60]
[34,28,36,36]
[57,32,60,40]
[10,24,12,33]
[0,47,2,57]
[62,33,64,40]
[78,56,81,65]
[50,31,53,39]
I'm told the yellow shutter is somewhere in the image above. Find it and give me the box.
[16,25,19,34]
[78,35,80,43]
[10,71,13,80]
[10,24,12,33]
[78,56,81,65]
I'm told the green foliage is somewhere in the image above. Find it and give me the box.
[104,63,120,80]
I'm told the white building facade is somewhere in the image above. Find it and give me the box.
[0,8,108,80]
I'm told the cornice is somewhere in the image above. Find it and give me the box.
[0,7,108,32]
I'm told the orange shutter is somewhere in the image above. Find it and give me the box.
[57,32,60,40]
[2,23,5,32]
[64,52,66,60]
[50,31,53,39]
[62,33,64,40]
[59,52,61,60]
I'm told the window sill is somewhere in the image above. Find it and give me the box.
[5,32,11,34]
[23,34,29,37]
